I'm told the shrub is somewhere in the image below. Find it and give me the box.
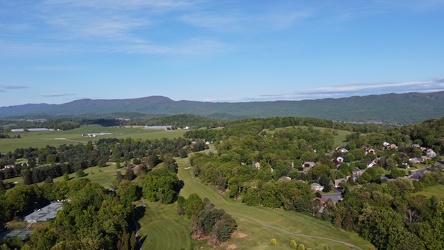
[270,238,277,246]
[290,240,297,249]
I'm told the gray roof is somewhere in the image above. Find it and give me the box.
[22,202,63,222]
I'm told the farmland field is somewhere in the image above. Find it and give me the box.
[0,125,186,153]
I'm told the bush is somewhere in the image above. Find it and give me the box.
[290,240,297,249]
[270,238,277,246]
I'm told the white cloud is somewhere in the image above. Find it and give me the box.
[41,93,76,97]
[255,78,444,101]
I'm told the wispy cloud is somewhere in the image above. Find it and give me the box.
[256,78,444,101]
[0,85,29,90]
[41,93,77,97]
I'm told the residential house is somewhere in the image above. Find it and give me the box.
[352,168,366,181]
[409,158,425,164]
[427,149,437,158]
[310,183,324,192]
[334,178,347,188]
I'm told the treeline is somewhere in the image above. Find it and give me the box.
[184,116,387,142]
[0,114,229,132]
[0,137,207,183]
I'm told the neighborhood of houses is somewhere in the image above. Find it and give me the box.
[254,141,439,208]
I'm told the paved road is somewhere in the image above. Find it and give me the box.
[261,224,363,250]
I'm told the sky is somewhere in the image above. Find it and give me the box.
[1,0,444,107]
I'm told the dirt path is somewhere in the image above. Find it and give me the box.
[261,224,363,250]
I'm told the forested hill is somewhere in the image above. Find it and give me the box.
[1,91,444,124]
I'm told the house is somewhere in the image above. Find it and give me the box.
[279,176,292,181]
[302,162,316,168]
[11,128,24,132]
[310,183,324,192]
[321,193,343,203]
[383,142,391,147]
[367,160,377,168]
[337,147,349,154]
[409,158,425,164]
[334,178,346,188]
[333,157,344,168]
[364,147,375,155]
[412,144,420,148]
[427,149,437,158]
[352,168,366,180]
[409,167,431,180]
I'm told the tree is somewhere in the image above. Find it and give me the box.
[184,193,204,218]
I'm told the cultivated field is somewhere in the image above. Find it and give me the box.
[137,155,375,250]
[0,125,185,153]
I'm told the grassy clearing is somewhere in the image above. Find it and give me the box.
[416,184,444,199]
[136,156,374,250]
[136,201,194,250]
[0,125,185,153]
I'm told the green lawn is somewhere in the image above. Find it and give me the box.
[137,156,374,250]
[416,184,444,199]
[136,201,194,250]
[0,125,185,153]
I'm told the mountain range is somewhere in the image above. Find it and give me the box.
[1,91,444,124]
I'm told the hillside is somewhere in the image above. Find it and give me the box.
[1,91,444,124]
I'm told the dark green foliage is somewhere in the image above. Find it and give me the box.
[190,199,237,246]
[140,168,181,204]
[183,193,205,218]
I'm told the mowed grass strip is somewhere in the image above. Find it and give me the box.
[174,157,374,250]
[137,201,193,250]
[0,125,186,153]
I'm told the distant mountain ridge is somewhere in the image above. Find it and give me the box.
[1,92,444,124]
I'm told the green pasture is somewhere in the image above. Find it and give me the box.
[416,184,444,199]
[137,156,374,250]
[0,125,185,153]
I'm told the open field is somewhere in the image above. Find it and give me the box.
[416,184,444,199]
[0,125,186,153]
[137,155,374,250]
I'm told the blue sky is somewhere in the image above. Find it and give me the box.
[1,0,444,107]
